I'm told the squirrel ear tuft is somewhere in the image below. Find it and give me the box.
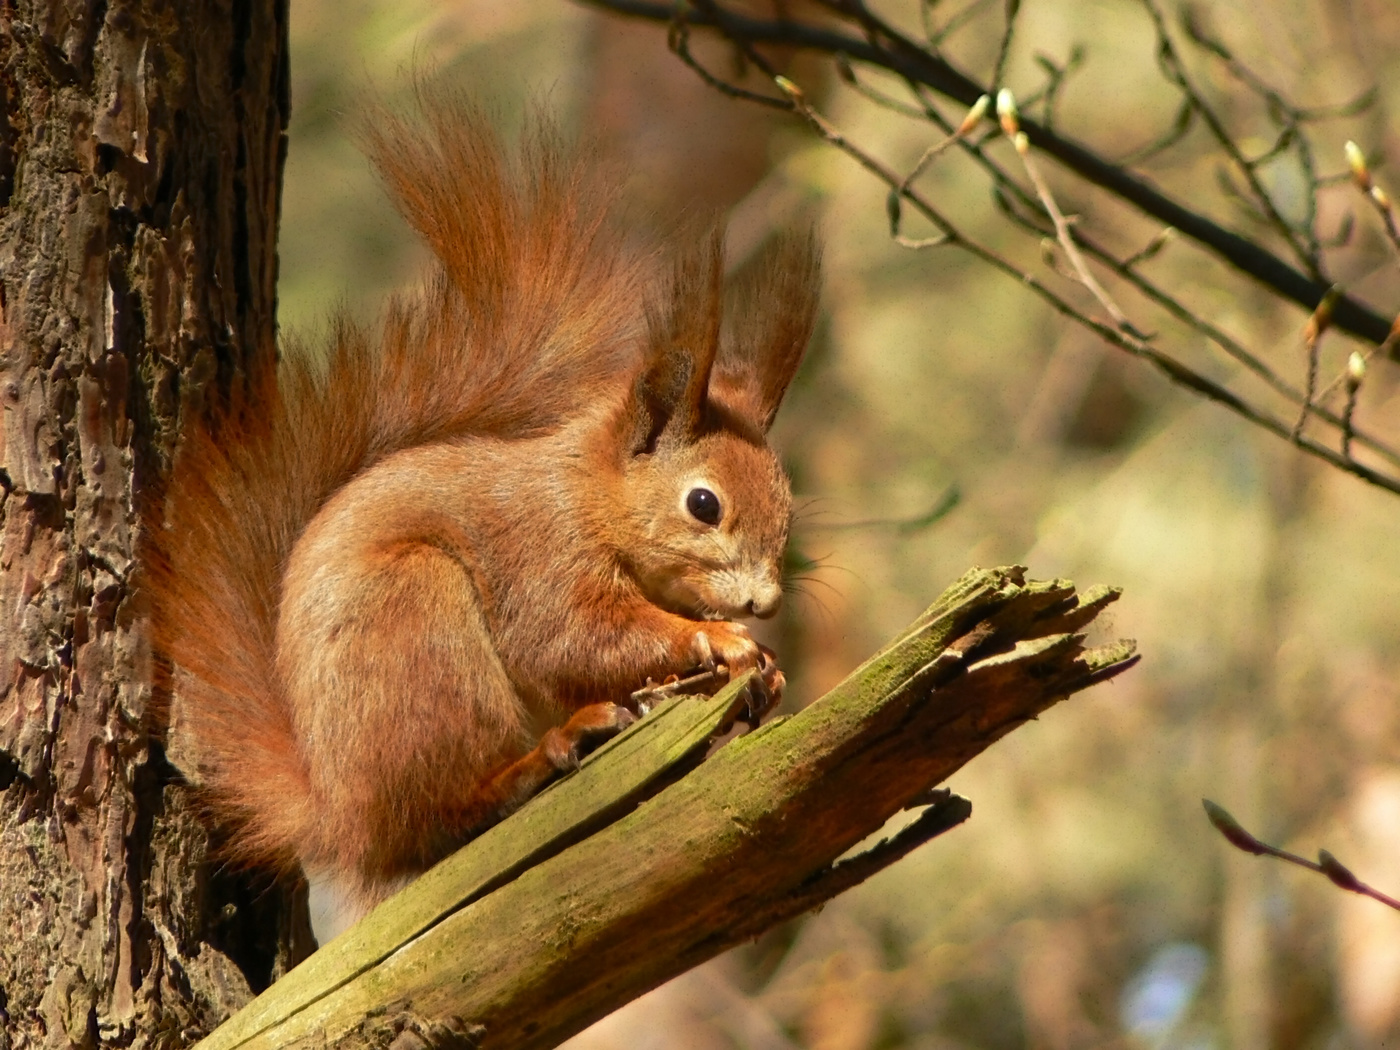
[624,227,725,454]
[715,229,821,432]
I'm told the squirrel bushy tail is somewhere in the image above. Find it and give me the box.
[149,98,649,872]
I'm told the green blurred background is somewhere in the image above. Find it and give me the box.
[279,1,1400,1047]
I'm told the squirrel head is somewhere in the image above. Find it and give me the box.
[611,229,820,622]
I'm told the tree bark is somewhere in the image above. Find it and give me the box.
[0,2,294,1045]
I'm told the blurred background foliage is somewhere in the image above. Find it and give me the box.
[279,0,1400,1047]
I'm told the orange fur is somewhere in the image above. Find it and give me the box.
[147,95,819,936]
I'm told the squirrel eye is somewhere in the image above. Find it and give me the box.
[685,487,722,526]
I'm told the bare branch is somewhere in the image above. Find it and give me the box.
[1028,44,1085,134]
[983,174,1400,471]
[1203,800,1400,913]
[577,0,1396,348]
[719,51,1400,495]
[924,0,998,50]
[584,0,1400,497]
[1175,4,1334,264]
[1341,352,1365,460]
[1346,141,1400,265]
[1294,286,1342,441]
[1142,0,1319,276]
[999,89,1146,339]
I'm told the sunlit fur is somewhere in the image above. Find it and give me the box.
[146,93,820,932]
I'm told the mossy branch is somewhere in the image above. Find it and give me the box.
[195,566,1136,1050]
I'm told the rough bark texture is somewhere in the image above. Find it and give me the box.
[194,567,1136,1050]
[0,2,294,1045]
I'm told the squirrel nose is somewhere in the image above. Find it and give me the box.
[747,586,782,620]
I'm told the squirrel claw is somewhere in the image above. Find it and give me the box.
[543,701,637,771]
[693,631,717,673]
[744,647,784,724]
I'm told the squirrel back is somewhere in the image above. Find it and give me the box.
[148,95,819,937]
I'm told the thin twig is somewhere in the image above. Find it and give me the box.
[1345,141,1400,265]
[834,54,934,120]
[924,0,998,49]
[998,89,1145,339]
[631,669,725,707]
[596,0,1400,497]
[1121,226,1176,269]
[1294,286,1340,441]
[913,91,1400,469]
[1340,352,1364,460]
[1204,800,1400,913]
[580,0,1396,347]
[667,14,790,111]
[1301,312,1400,451]
[753,66,1400,496]
[1117,98,1195,166]
[1142,0,1319,278]
[989,0,1020,91]
[1030,45,1084,134]
[1177,7,1328,264]
[898,94,988,194]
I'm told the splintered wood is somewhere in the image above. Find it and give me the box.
[198,565,1136,1050]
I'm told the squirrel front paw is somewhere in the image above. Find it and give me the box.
[692,621,760,678]
[691,621,784,728]
[692,623,784,702]
[540,702,637,772]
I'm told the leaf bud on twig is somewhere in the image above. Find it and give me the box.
[1303,285,1342,346]
[958,94,990,136]
[774,75,803,102]
[1202,799,1267,855]
[1319,850,1365,892]
[1345,140,1371,190]
[996,88,1020,138]
[1346,352,1366,391]
[886,188,902,233]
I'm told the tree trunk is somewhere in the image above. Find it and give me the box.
[0,1,294,1044]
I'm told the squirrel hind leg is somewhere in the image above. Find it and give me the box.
[304,702,637,946]
[446,701,639,837]
[281,512,535,891]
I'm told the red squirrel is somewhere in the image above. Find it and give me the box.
[148,98,819,945]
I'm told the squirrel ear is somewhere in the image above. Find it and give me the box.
[624,228,725,454]
[715,229,821,432]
